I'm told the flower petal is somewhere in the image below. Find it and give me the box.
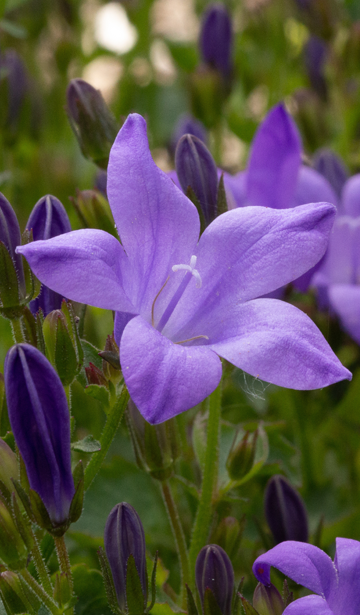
[342,174,360,217]
[107,114,200,315]
[17,229,134,312]
[246,104,301,209]
[203,298,351,389]
[328,538,360,614]
[223,170,247,208]
[294,166,338,209]
[317,216,360,286]
[283,595,333,615]
[120,316,222,424]
[252,541,337,599]
[328,284,360,344]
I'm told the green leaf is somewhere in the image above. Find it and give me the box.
[150,605,178,615]
[204,588,223,615]
[85,384,110,408]
[81,340,103,370]
[239,596,259,615]
[126,554,146,615]
[186,586,198,615]
[72,564,113,615]
[71,435,101,453]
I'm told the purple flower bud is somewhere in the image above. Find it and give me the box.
[313,148,349,198]
[175,134,218,225]
[195,544,234,615]
[0,50,28,128]
[0,192,23,283]
[170,114,207,154]
[26,195,71,315]
[95,169,108,197]
[304,36,328,100]
[199,3,233,78]
[4,344,75,525]
[104,502,147,612]
[264,475,308,545]
[253,582,285,615]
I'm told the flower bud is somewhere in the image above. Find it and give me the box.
[127,400,179,481]
[0,500,27,569]
[43,300,83,386]
[104,502,147,613]
[66,79,118,168]
[253,583,285,615]
[70,189,116,237]
[313,148,348,199]
[4,344,75,528]
[170,114,207,154]
[0,438,18,494]
[100,333,121,383]
[264,475,308,545]
[0,50,28,135]
[195,544,234,615]
[95,169,108,197]
[85,362,108,387]
[304,36,328,101]
[0,193,26,315]
[0,572,31,614]
[226,430,258,481]
[211,516,244,561]
[175,134,218,225]
[199,4,233,79]
[26,195,71,315]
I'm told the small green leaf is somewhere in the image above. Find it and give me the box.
[71,435,101,453]
[204,588,223,615]
[126,554,146,615]
[216,174,228,216]
[85,384,110,408]
[186,186,206,234]
[68,478,84,524]
[186,586,198,615]
[239,596,259,615]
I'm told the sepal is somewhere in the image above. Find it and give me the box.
[186,585,198,615]
[204,588,223,615]
[98,546,121,615]
[125,554,146,615]
[68,461,84,524]
[145,551,157,614]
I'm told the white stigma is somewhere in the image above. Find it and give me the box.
[172,255,202,288]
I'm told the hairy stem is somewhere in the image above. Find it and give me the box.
[11,317,24,343]
[30,531,53,596]
[20,568,60,615]
[54,536,74,614]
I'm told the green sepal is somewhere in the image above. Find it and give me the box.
[84,384,110,409]
[72,459,84,488]
[99,350,121,371]
[239,596,259,615]
[61,300,83,370]
[216,174,228,216]
[98,547,121,615]
[204,588,223,615]
[0,478,12,509]
[282,580,293,608]
[0,571,36,615]
[145,551,158,613]
[21,229,41,303]
[185,585,198,615]
[53,572,72,608]
[11,492,34,551]
[144,422,173,482]
[11,479,36,524]
[232,578,244,615]
[0,241,21,309]
[186,186,206,234]
[21,307,37,347]
[35,309,46,355]
[29,489,53,533]
[126,554,146,615]
[68,476,84,524]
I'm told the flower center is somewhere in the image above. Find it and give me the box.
[153,255,202,333]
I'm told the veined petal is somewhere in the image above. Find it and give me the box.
[328,284,360,344]
[107,114,199,315]
[283,595,333,615]
[252,541,337,599]
[120,316,222,424]
[342,174,360,217]
[328,538,360,614]
[294,166,338,209]
[203,299,350,389]
[17,229,134,312]
[247,104,301,209]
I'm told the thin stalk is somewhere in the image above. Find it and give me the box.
[160,480,190,607]
[84,385,129,490]
[30,531,53,596]
[188,381,222,580]
[20,568,60,615]
[11,317,24,343]
[54,536,74,614]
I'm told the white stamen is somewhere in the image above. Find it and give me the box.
[172,255,202,288]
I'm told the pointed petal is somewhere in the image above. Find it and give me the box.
[107,114,199,315]
[342,174,360,217]
[294,166,338,208]
[247,104,301,209]
[328,284,360,344]
[328,538,360,614]
[283,595,333,615]
[17,229,134,312]
[120,316,222,424]
[252,541,337,599]
[203,298,351,389]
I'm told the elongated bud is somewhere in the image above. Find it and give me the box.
[0,193,26,315]
[0,50,28,133]
[211,516,244,561]
[104,502,147,613]
[127,399,179,481]
[4,344,75,528]
[253,583,285,615]
[70,189,116,237]
[85,362,108,387]
[264,475,308,544]
[175,135,218,225]
[226,430,258,481]
[43,300,83,386]
[304,36,328,101]
[66,78,118,168]
[100,333,121,382]
[170,114,207,154]
[195,544,234,615]
[0,500,27,569]
[0,438,18,493]
[199,3,233,79]
[26,195,71,315]
[313,148,348,198]
[0,572,31,614]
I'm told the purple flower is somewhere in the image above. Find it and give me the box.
[4,344,74,525]
[17,114,351,424]
[26,195,71,315]
[253,538,360,614]
[304,36,328,100]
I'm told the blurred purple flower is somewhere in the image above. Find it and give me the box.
[199,3,233,78]
[18,114,350,424]
[253,538,360,614]
[27,195,71,315]
[304,36,328,100]
[94,169,108,197]
[313,148,349,200]
[0,50,28,127]
[4,344,74,525]
[264,475,308,545]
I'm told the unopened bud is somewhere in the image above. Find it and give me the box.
[253,583,285,615]
[70,189,116,237]
[0,50,28,137]
[170,114,207,154]
[85,362,108,387]
[199,3,233,79]
[100,333,121,382]
[264,475,308,544]
[43,300,83,386]
[211,516,244,561]
[66,79,118,168]
[0,438,18,494]
[0,193,26,317]
[0,571,31,614]
[304,36,328,101]
[226,430,258,481]
[94,169,108,197]
[0,500,27,569]
[196,544,234,615]
[313,148,348,198]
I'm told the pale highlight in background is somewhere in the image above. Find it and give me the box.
[82,57,123,103]
[151,0,199,42]
[95,2,138,54]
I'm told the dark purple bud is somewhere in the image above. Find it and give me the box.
[313,148,349,198]
[199,3,233,78]
[0,192,23,278]
[0,50,28,127]
[170,114,207,154]
[195,544,234,615]
[175,134,218,225]
[95,170,108,197]
[253,582,285,615]
[26,195,71,315]
[264,475,308,545]
[304,36,328,100]
[104,502,147,612]
[4,344,75,525]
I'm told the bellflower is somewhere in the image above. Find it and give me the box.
[18,114,351,424]
[4,343,75,525]
[253,538,360,614]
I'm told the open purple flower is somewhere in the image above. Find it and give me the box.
[17,114,351,424]
[253,538,360,614]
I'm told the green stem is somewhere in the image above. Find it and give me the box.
[11,317,24,343]
[20,568,60,615]
[188,381,222,580]
[30,531,53,596]
[84,385,130,491]
[54,536,74,614]
[160,480,190,607]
